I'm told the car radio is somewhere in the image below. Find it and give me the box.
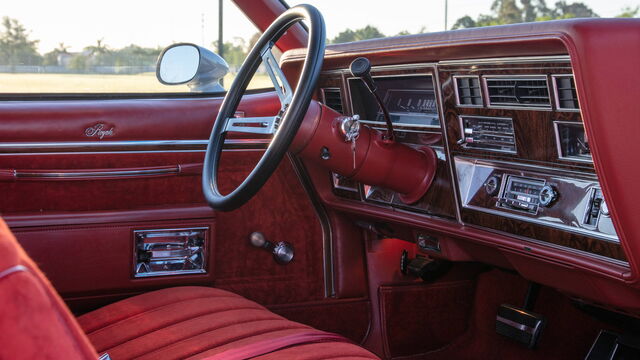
[497,175,546,214]
[458,116,516,153]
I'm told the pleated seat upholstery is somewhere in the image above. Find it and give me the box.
[0,217,377,360]
[77,286,378,360]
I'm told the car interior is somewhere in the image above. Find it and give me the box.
[1,1,640,359]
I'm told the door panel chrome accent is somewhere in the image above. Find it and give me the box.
[224,116,278,135]
[133,227,208,278]
[13,167,180,179]
[0,139,270,154]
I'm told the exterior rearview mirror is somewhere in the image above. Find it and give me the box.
[156,43,229,92]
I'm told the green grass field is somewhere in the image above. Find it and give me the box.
[0,72,273,93]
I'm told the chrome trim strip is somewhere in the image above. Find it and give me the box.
[287,154,335,298]
[439,55,571,66]
[433,64,464,223]
[0,139,270,154]
[462,222,628,267]
[0,265,28,279]
[15,167,180,179]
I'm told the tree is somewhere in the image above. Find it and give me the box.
[42,42,69,66]
[331,26,385,44]
[451,0,598,30]
[616,6,639,18]
[492,0,524,24]
[550,1,598,18]
[0,16,42,66]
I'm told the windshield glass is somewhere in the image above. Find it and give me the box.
[286,0,638,44]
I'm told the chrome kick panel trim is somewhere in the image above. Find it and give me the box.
[133,227,208,278]
[287,154,335,298]
[0,139,269,154]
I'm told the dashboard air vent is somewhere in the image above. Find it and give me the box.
[321,88,343,114]
[485,76,551,108]
[455,76,482,106]
[554,75,579,110]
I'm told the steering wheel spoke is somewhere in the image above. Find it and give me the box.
[203,4,325,211]
[224,115,279,135]
[261,45,293,110]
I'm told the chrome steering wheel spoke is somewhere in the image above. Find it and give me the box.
[261,44,293,111]
[224,115,279,135]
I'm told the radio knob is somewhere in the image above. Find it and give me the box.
[539,185,558,207]
[484,175,501,196]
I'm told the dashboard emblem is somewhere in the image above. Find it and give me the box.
[85,123,114,139]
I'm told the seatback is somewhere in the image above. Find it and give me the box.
[0,218,97,360]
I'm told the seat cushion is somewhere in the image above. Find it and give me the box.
[77,286,378,360]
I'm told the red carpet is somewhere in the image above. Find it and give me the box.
[422,269,613,360]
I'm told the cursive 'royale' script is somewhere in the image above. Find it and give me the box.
[85,124,114,139]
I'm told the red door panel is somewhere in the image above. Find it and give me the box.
[0,93,328,312]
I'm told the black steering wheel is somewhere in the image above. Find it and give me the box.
[202,5,325,211]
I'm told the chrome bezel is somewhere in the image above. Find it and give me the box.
[454,156,619,243]
[457,115,518,154]
[320,87,343,113]
[553,120,593,163]
[551,74,581,112]
[346,71,440,130]
[133,226,209,278]
[482,74,552,110]
[452,75,484,108]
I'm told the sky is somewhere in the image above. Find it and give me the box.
[1,0,637,54]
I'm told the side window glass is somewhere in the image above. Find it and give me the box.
[0,0,268,94]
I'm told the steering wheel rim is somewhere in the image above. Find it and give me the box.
[202,5,325,212]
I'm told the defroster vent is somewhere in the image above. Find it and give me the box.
[485,76,551,108]
[554,75,579,110]
[321,88,343,114]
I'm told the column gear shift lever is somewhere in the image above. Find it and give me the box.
[349,57,395,141]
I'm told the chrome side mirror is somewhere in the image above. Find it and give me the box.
[156,43,229,92]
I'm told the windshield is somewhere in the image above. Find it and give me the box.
[286,0,638,44]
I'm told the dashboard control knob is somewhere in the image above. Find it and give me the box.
[538,185,558,207]
[484,175,501,196]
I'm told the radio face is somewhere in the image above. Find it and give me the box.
[459,116,517,154]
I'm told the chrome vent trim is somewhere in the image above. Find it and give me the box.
[484,76,551,109]
[321,88,344,114]
[454,76,483,107]
[553,75,579,111]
